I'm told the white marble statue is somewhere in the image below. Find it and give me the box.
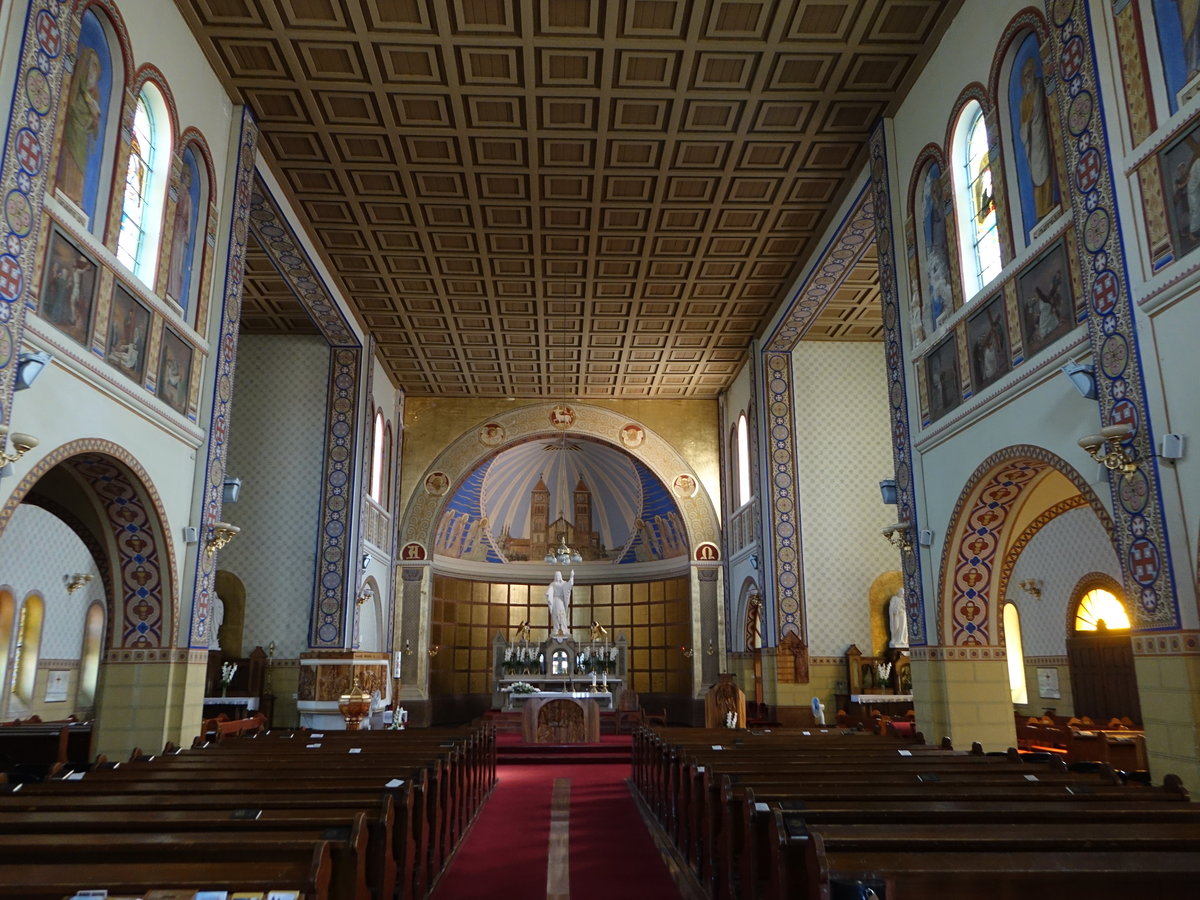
[546,570,574,637]
[888,588,909,649]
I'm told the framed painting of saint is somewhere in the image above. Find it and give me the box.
[39,228,98,346]
[1160,115,1200,259]
[1017,240,1074,358]
[106,284,152,382]
[925,333,962,423]
[966,292,1011,393]
[157,326,192,415]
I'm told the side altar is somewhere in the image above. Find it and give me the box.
[491,631,628,710]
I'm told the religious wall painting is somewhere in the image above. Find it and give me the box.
[39,227,98,346]
[1160,115,1200,258]
[966,291,1011,393]
[916,162,953,334]
[433,437,688,566]
[425,471,450,496]
[1152,0,1200,114]
[1016,239,1074,357]
[925,332,962,423]
[478,422,506,446]
[619,423,645,449]
[156,326,192,415]
[106,283,151,382]
[165,146,202,317]
[54,9,116,230]
[1007,31,1060,244]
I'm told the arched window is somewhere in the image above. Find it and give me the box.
[165,144,205,319]
[78,601,105,707]
[736,413,751,507]
[1074,587,1131,631]
[11,594,44,704]
[1005,32,1059,245]
[383,422,394,507]
[54,9,120,233]
[117,85,171,283]
[0,590,14,712]
[1003,601,1028,704]
[369,410,385,501]
[953,102,1002,297]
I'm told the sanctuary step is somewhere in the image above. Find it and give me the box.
[495,733,632,765]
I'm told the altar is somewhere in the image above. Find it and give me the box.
[520,694,601,743]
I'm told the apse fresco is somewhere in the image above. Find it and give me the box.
[433,436,688,565]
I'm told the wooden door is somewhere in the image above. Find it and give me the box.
[1066,629,1141,726]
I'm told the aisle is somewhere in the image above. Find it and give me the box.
[431,762,686,900]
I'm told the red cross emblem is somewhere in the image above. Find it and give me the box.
[1092,270,1119,314]
[16,129,41,175]
[1075,149,1101,193]
[1110,400,1136,427]
[1129,538,1159,585]
[35,11,60,56]
[0,255,23,301]
[1060,36,1085,80]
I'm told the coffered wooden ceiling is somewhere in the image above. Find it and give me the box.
[177,0,962,397]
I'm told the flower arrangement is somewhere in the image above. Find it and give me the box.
[724,710,738,729]
[219,661,237,696]
[875,661,893,688]
[510,681,538,694]
[503,644,540,675]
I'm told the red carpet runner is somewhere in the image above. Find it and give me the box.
[431,761,685,900]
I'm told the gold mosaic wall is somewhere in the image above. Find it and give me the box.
[430,574,691,696]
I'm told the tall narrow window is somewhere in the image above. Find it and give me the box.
[369,410,385,501]
[1003,602,1028,704]
[117,87,170,282]
[736,413,751,507]
[0,591,14,711]
[11,594,44,704]
[954,103,1002,297]
[383,422,394,507]
[78,602,105,707]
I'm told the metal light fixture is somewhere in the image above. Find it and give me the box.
[403,639,413,656]
[0,425,39,466]
[65,573,93,594]
[879,479,898,505]
[705,639,716,656]
[1019,579,1043,600]
[222,477,242,504]
[14,351,52,391]
[1078,422,1138,478]
[681,645,695,658]
[205,521,241,557]
[428,644,440,657]
[881,522,913,553]
[544,534,582,565]
[1061,361,1097,400]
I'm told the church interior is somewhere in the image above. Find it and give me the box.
[1,0,1200,896]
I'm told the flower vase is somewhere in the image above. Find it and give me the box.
[220,683,228,697]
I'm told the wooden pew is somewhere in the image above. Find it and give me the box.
[0,840,332,900]
[769,811,1200,899]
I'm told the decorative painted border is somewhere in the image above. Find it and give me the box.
[937,444,1119,646]
[246,176,356,347]
[0,0,70,423]
[760,184,876,646]
[189,107,258,649]
[0,438,175,648]
[869,123,929,648]
[996,494,1096,599]
[1131,630,1200,656]
[309,345,361,647]
[909,645,1009,661]
[105,647,208,664]
[1048,0,1178,628]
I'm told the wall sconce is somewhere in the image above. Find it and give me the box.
[881,522,913,553]
[205,521,241,557]
[403,639,413,656]
[1061,361,1097,400]
[1019,579,1043,600]
[681,645,695,658]
[64,573,93,594]
[356,584,373,606]
[879,479,898,505]
[362,552,372,568]
[705,639,716,656]
[1078,422,1138,478]
[15,350,52,391]
[428,644,440,657]
[222,477,242,504]
[0,425,39,466]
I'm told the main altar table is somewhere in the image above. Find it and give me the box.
[520,693,602,743]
